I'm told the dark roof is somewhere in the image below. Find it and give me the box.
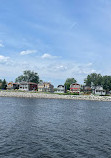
[57,85,64,87]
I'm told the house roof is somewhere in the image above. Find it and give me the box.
[70,83,80,86]
[19,82,37,85]
[13,83,20,85]
[57,85,64,88]
[28,82,37,85]
[91,85,104,90]
[84,86,92,90]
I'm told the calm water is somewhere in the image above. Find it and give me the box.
[0,97,111,158]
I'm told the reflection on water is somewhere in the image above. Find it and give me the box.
[0,97,111,157]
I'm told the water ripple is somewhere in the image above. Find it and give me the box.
[0,97,111,157]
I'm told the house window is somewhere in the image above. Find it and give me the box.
[96,90,102,92]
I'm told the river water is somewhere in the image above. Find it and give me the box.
[0,97,111,158]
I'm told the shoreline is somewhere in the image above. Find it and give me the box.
[0,91,111,102]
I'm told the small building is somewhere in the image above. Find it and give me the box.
[6,82,13,90]
[38,82,54,92]
[6,82,20,90]
[55,85,66,93]
[83,86,92,94]
[70,83,80,94]
[38,82,44,92]
[92,86,106,95]
[13,83,20,90]
[19,82,37,91]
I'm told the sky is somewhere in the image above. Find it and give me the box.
[0,0,111,87]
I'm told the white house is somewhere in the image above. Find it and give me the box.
[92,86,106,95]
[55,85,66,93]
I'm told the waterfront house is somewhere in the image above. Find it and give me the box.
[13,83,20,90]
[38,82,44,92]
[83,86,92,94]
[6,82,13,90]
[70,83,80,94]
[38,82,54,92]
[7,82,20,90]
[92,86,106,95]
[55,85,66,93]
[19,82,37,91]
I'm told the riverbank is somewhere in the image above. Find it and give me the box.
[0,91,111,101]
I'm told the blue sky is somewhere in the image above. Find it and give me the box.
[0,0,111,86]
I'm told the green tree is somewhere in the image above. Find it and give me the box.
[84,73,111,93]
[102,76,111,92]
[15,70,39,83]
[0,79,2,89]
[1,79,7,89]
[84,73,102,86]
[64,78,77,90]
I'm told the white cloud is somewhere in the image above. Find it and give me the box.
[0,55,10,63]
[36,61,97,82]
[87,62,93,66]
[55,65,68,71]
[41,53,57,59]
[0,43,4,47]
[0,53,98,86]
[20,50,37,55]
[72,63,96,75]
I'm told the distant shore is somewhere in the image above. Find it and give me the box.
[0,91,111,102]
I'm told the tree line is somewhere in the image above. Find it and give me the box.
[0,70,40,89]
[64,73,111,92]
[0,79,7,89]
[1,71,111,92]
[84,73,111,92]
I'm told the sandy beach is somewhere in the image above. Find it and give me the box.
[0,91,111,102]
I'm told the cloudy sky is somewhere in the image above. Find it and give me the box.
[0,0,111,86]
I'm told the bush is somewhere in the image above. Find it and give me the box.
[67,92,79,95]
